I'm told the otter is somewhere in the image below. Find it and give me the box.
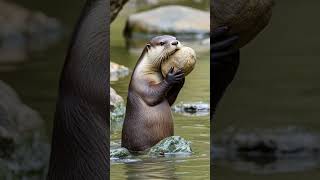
[121,35,185,152]
[47,0,109,179]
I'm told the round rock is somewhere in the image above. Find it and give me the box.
[161,46,196,77]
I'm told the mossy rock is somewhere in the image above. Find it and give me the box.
[149,136,192,156]
[211,0,274,48]
[110,148,131,159]
[110,103,125,122]
[161,46,196,77]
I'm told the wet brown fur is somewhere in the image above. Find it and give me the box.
[121,36,183,152]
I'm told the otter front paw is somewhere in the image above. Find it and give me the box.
[165,67,185,86]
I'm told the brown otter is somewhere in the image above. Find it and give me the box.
[121,35,185,152]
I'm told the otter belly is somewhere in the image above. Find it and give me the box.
[121,94,173,152]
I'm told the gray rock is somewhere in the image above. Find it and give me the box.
[0,81,49,179]
[213,127,320,173]
[110,62,129,81]
[216,127,320,157]
[110,87,125,122]
[110,105,125,132]
[0,1,62,64]
[110,87,124,108]
[0,134,49,180]
[172,101,209,116]
[124,5,209,40]
[110,148,131,159]
[149,136,192,156]
[0,80,44,157]
[0,81,43,134]
[110,87,125,131]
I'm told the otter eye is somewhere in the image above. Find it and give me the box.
[160,42,165,46]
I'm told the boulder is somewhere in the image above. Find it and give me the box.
[124,5,209,40]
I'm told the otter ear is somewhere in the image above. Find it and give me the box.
[146,44,151,50]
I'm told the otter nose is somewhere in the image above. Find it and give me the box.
[171,41,179,46]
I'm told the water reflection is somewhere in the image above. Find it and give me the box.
[124,158,178,180]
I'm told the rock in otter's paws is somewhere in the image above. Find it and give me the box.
[161,46,196,77]
[211,0,274,48]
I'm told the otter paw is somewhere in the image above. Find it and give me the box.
[165,67,185,85]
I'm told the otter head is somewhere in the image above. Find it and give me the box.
[145,35,181,68]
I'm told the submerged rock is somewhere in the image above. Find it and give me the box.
[110,136,192,163]
[110,148,131,159]
[213,127,320,173]
[172,102,209,116]
[110,62,129,81]
[216,127,320,158]
[149,136,192,156]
